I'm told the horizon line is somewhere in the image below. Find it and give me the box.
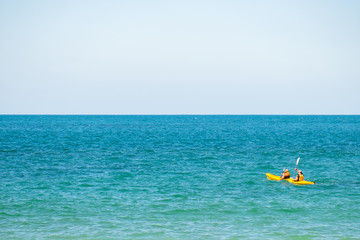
[1,113,359,116]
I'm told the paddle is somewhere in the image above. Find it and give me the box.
[294,157,300,177]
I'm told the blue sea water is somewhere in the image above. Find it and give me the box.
[0,115,359,239]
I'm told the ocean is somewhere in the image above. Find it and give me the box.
[1,115,359,239]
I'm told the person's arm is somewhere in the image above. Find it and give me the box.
[293,169,300,181]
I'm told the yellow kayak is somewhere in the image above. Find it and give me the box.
[266,173,315,185]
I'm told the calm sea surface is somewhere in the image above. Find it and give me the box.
[1,115,359,239]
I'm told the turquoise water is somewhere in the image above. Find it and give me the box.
[1,115,359,239]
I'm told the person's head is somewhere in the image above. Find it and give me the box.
[299,170,303,174]
[285,169,289,172]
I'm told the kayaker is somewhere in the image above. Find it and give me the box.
[293,168,304,181]
[280,169,290,180]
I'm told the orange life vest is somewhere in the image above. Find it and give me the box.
[299,174,304,181]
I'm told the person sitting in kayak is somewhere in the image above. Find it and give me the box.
[293,168,304,181]
[280,169,290,179]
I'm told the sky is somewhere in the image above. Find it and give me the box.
[0,0,359,114]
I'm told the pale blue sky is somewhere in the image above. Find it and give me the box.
[1,0,359,114]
